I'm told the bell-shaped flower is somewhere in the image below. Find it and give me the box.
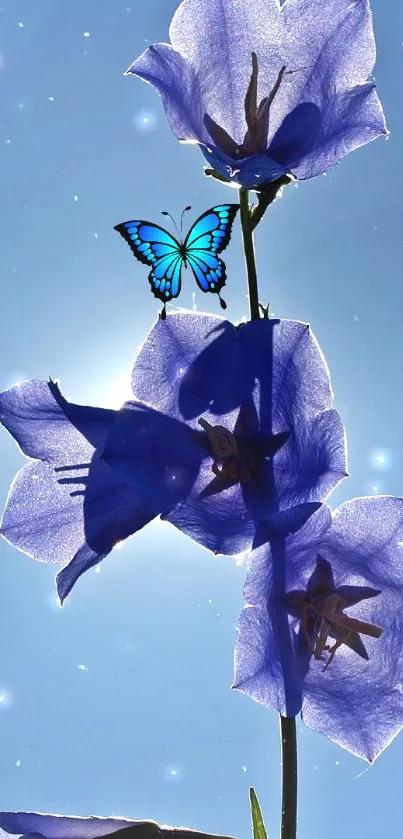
[0,811,236,839]
[234,497,403,761]
[102,312,347,555]
[0,312,346,601]
[126,0,387,189]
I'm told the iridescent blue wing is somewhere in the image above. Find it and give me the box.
[183,205,239,306]
[114,220,183,304]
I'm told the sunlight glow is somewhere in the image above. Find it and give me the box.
[369,448,393,471]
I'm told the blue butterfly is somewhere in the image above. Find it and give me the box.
[114,204,239,318]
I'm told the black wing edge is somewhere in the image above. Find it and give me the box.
[114,221,153,268]
[214,203,240,254]
[184,203,240,255]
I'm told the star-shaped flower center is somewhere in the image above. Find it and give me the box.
[204,52,287,159]
[283,556,383,671]
[197,402,289,493]
[198,417,256,483]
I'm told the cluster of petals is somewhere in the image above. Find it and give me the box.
[0,312,346,603]
[126,0,387,188]
[234,497,403,761]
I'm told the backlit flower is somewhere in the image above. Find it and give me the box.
[234,498,403,761]
[102,312,347,555]
[0,312,346,600]
[126,0,387,189]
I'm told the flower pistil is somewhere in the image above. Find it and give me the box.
[204,53,287,159]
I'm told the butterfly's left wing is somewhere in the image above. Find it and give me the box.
[114,220,183,303]
[183,204,239,301]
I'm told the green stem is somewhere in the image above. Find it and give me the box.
[239,188,260,321]
[280,716,298,839]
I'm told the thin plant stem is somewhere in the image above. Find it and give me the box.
[280,715,298,839]
[239,188,260,320]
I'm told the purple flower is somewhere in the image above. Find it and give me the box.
[126,0,387,189]
[0,313,346,600]
[234,498,403,761]
[102,312,347,555]
[0,812,236,839]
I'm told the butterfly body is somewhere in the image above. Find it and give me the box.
[114,204,239,316]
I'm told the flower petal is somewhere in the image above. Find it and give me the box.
[0,380,155,599]
[131,313,254,422]
[56,462,155,603]
[164,463,253,555]
[101,402,205,514]
[1,460,88,564]
[280,84,387,179]
[0,814,139,839]
[238,319,334,423]
[266,0,382,152]
[126,44,208,144]
[239,320,347,504]
[234,601,308,717]
[272,408,347,508]
[244,504,333,604]
[283,0,377,96]
[201,145,288,188]
[0,380,114,463]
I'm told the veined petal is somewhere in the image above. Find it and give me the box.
[272,407,347,507]
[126,44,208,144]
[1,456,155,600]
[281,84,387,179]
[0,379,114,463]
[131,313,254,421]
[0,380,155,599]
[238,319,335,424]
[1,460,88,565]
[283,0,377,98]
[234,602,305,717]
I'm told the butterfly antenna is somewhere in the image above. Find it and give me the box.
[219,295,227,311]
[180,205,192,238]
[161,210,181,241]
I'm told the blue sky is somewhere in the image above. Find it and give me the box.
[0,1,403,838]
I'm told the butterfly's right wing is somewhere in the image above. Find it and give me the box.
[114,220,183,303]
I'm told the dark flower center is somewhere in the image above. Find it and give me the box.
[299,591,383,671]
[204,52,287,160]
[198,417,257,484]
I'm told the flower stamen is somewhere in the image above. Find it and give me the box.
[198,418,239,458]
[302,592,383,671]
[204,53,287,160]
[198,417,255,484]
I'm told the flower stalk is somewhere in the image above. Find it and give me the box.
[239,188,260,320]
[280,715,298,839]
